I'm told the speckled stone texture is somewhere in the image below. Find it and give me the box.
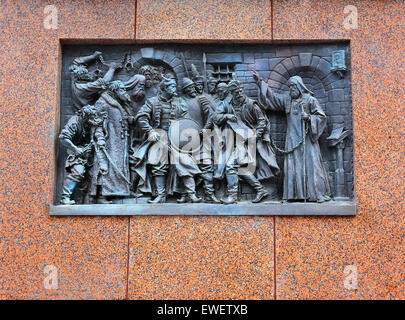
[0,0,134,299]
[136,0,272,40]
[0,0,403,300]
[128,216,274,299]
[273,0,404,299]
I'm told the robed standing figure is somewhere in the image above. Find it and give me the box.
[89,80,132,201]
[253,71,331,202]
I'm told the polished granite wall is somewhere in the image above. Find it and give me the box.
[0,0,403,299]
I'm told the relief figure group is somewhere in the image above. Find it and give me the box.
[59,50,331,205]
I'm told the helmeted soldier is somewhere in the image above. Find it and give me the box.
[186,71,220,203]
[69,51,121,110]
[123,74,148,196]
[191,64,205,95]
[181,77,198,99]
[135,76,202,203]
[59,104,108,205]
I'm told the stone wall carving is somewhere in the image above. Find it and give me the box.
[55,43,353,211]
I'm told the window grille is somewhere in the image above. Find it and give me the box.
[211,64,235,82]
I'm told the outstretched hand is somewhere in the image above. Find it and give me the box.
[249,67,261,83]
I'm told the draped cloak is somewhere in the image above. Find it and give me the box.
[89,92,131,197]
[214,97,280,180]
[258,78,331,201]
[232,97,280,180]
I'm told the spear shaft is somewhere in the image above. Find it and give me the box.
[203,52,208,93]
[180,52,190,78]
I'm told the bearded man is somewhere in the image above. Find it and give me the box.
[138,65,159,98]
[181,77,198,99]
[207,76,218,96]
[190,64,216,116]
[228,80,280,201]
[89,80,133,202]
[135,76,202,204]
[253,71,331,202]
[214,80,272,204]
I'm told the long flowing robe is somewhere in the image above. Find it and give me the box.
[89,92,131,197]
[258,80,331,201]
[233,97,280,180]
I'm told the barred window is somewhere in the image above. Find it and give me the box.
[211,64,235,82]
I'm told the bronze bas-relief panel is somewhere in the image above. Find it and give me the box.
[52,43,354,215]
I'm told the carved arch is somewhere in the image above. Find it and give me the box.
[130,48,187,82]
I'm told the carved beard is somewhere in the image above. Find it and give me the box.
[132,89,145,101]
[195,85,203,94]
[88,116,103,126]
[290,88,301,99]
[185,90,197,98]
[165,86,177,97]
[218,91,227,100]
[233,92,245,105]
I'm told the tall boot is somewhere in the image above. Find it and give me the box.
[202,173,220,203]
[130,171,142,198]
[60,178,77,205]
[93,185,113,204]
[242,175,269,203]
[221,174,239,204]
[183,176,202,203]
[97,196,113,204]
[176,194,188,203]
[148,176,166,204]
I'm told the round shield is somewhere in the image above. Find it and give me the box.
[168,118,202,153]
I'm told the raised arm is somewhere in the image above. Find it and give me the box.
[72,51,102,66]
[59,117,82,155]
[251,69,286,113]
[102,62,121,83]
